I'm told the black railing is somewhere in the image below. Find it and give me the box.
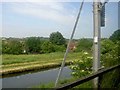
[56,64,120,90]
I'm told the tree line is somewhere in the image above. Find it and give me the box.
[2,32,66,54]
[2,31,94,55]
[3,29,119,55]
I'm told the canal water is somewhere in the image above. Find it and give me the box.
[2,67,72,88]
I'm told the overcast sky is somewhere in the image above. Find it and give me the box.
[1,1,119,39]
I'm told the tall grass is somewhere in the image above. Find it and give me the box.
[1,52,82,75]
[32,77,92,89]
[2,52,81,65]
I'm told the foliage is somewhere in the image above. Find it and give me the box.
[54,45,66,52]
[2,40,23,54]
[25,37,41,53]
[0,39,2,54]
[109,29,120,42]
[2,52,81,65]
[101,39,120,88]
[101,39,120,67]
[101,39,115,54]
[75,38,92,52]
[2,31,67,54]
[2,32,67,54]
[2,52,81,76]
[49,32,65,45]
[70,52,92,78]
[32,77,92,88]
[41,41,55,53]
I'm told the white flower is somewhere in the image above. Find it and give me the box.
[79,60,83,63]
[87,57,93,59]
[72,72,76,75]
[84,52,88,55]
[81,70,85,72]
[102,66,105,68]
[70,66,74,69]
[88,71,92,74]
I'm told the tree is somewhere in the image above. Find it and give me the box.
[49,32,65,45]
[41,41,55,53]
[2,40,23,54]
[109,29,120,42]
[25,37,41,53]
[101,39,115,54]
[54,45,66,52]
[2,41,10,54]
[75,38,93,52]
[101,39,120,88]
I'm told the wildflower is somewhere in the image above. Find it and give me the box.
[79,60,83,63]
[70,66,74,69]
[72,72,76,75]
[102,65,105,68]
[87,57,93,59]
[81,70,85,72]
[84,52,88,55]
[86,67,89,70]
[88,71,92,74]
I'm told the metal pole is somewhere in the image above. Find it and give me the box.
[54,0,84,88]
[93,0,101,88]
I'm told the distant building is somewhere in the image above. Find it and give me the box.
[69,42,76,51]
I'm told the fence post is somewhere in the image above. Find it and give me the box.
[98,67,104,90]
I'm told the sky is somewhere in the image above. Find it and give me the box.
[1,1,119,39]
[118,1,120,29]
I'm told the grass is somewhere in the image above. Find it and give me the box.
[32,77,93,89]
[1,52,82,75]
[2,52,81,65]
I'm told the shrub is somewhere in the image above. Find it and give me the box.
[75,38,93,52]
[41,41,55,53]
[70,51,92,78]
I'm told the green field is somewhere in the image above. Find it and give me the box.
[1,52,82,75]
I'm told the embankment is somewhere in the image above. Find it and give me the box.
[1,61,71,76]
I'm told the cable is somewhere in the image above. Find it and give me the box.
[54,0,84,88]
[104,0,109,4]
[102,0,109,6]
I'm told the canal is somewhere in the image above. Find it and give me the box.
[2,67,71,88]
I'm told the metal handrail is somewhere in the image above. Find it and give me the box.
[56,64,120,90]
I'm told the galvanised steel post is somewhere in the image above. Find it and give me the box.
[93,0,101,88]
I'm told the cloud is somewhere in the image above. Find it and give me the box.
[10,2,77,26]
[1,0,119,3]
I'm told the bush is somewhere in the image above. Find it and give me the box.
[75,38,93,52]
[101,39,119,67]
[25,37,41,54]
[54,45,66,52]
[70,51,92,78]
[101,39,115,54]
[41,41,55,53]
[2,40,23,54]
[101,39,120,88]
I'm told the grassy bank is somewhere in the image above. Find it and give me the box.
[1,52,82,76]
[32,77,93,89]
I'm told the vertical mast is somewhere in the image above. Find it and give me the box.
[93,0,101,88]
